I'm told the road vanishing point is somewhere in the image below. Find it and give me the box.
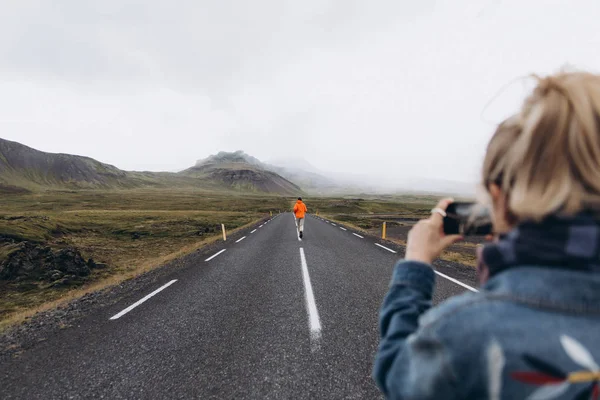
[1,213,477,399]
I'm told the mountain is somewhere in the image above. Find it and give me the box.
[181,151,302,196]
[0,140,301,196]
[0,138,473,196]
[263,159,338,195]
[0,138,135,191]
[191,152,343,195]
[267,158,321,174]
[195,151,264,168]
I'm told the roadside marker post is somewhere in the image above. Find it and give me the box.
[382,222,386,239]
[222,224,227,241]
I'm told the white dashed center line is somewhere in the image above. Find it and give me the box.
[375,243,397,253]
[205,249,226,262]
[110,280,177,320]
[299,248,321,350]
[235,236,246,243]
[434,270,479,293]
[352,233,364,239]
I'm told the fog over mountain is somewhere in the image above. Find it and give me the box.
[0,136,475,196]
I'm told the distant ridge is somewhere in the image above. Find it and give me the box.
[181,150,301,195]
[0,139,474,196]
[0,139,302,196]
[0,138,130,190]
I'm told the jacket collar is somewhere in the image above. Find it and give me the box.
[483,267,600,314]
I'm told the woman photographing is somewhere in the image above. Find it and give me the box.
[374,72,600,399]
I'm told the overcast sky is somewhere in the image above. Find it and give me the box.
[1,0,599,189]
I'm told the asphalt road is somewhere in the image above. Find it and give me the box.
[0,213,477,399]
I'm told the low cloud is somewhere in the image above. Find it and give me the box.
[1,0,599,189]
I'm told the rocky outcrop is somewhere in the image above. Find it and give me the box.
[0,241,98,285]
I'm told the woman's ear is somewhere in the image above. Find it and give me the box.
[488,183,503,203]
[487,183,516,233]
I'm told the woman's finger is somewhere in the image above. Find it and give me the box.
[436,198,454,211]
[441,234,463,248]
[430,198,454,225]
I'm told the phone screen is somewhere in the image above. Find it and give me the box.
[443,202,492,236]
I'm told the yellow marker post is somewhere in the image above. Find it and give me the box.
[270,211,273,216]
[221,224,227,241]
[382,222,387,239]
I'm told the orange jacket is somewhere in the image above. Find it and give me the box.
[293,200,307,218]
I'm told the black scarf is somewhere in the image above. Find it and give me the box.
[481,213,600,277]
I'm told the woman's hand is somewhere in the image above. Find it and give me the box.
[405,198,463,264]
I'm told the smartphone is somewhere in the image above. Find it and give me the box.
[443,202,493,236]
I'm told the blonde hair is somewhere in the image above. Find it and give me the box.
[482,72,600,221]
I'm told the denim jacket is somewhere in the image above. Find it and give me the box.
[373,261,600,400]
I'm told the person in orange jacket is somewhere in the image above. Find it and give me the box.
[293,197,308,238]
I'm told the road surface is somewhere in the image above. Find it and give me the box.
[0,213,477,399]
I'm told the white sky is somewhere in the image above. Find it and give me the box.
[1,0,599,189]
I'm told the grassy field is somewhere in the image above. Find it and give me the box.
[0,190,478,328]
[313,196,480,267]
[310,196,438,224]
[0,189,291,326]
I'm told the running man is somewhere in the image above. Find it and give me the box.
[293,197,308,238]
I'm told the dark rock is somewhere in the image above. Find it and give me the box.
[0,242,53,280]
[49,270,64,281]
[49,277,71,288]
[5,216,27,221]
[94,263,108,269]
[0,242,92,281]
[55,248,90,277]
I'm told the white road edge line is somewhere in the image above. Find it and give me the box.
[434,270,479,293]
[339,227,347,231]
[331,223,337,226]
[250,229,257,233]
[110,280,177,320]
[375,243,397,253]
[259,225,263,228]
[205,249,226,262]
[235,236,246,243]
[299,248,322,349]
[352,233,364,239]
